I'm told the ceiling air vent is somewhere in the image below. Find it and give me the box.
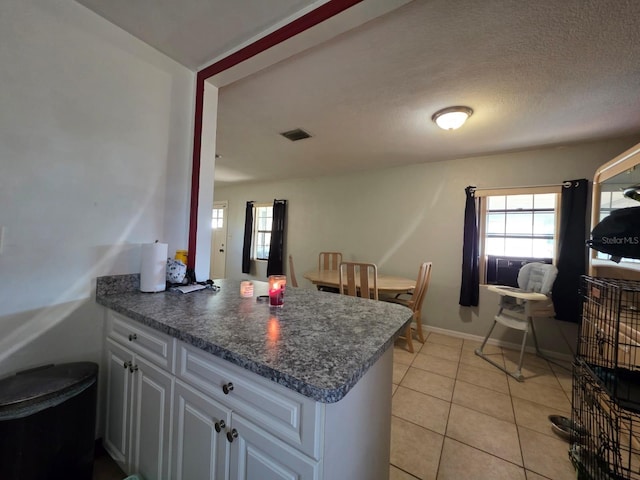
[280,128,312,142]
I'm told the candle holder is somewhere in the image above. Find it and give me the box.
[268,275,287,307]
[240,281,253,298]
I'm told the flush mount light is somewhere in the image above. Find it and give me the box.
[432,106,473,130]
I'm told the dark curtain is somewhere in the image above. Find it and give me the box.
[241,201,254,274]
[267,199,287,277]
[553,179,589,323]
[460,186,480,306]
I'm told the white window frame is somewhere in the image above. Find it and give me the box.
[476,185,562,284]
[252,203,273,261]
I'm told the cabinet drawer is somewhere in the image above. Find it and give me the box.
[107,311,175,372]
[177,342,323,459]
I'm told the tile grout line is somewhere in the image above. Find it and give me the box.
[394,335,575,479]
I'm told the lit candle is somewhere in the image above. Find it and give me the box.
[268,275,287,307]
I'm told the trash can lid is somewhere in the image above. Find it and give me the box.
[0,362,98,420]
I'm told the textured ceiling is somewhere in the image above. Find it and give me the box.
[74,0,640,187]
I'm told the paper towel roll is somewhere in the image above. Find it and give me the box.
[140,243,168,292]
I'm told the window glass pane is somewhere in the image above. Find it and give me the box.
[600,192,611,209]
[505,212,533,234]
[486,213,505,234]
[506,195,533,210]
[261,233,271,259]
[211,208,224,229]
[487,196,506,210]
[533,212,555,235]
[533,194,556,209]
[485,237,505,256]
[505,238,533,257]
[532,238,554,258]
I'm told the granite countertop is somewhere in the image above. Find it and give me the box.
[96,275,412,403]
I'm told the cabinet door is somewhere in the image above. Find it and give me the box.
[228,414,320,480]
[173,380,231,480]
[130,354,174,480]
[103,338,133,469]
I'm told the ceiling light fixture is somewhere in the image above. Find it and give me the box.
[432,106,473,130]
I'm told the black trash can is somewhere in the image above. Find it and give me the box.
[0,362,99,480]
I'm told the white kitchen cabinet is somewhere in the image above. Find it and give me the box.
[228,413,320,480]
[103,338,132,466]
[174,344,321,480]
[172,379,231,480]
[103,314,175,479]
[172,378,320,480]
[104,309,393,480]
[129,353,173,479]
[176,342,322,458]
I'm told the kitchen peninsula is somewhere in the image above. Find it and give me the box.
[96,274,412,480]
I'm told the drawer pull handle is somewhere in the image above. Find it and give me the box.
[222,382,234,395]
[226,428,238,443]
[214,420,226,433]
[123,360,132,369]
[129,364,139,373]
[128,333,137,341]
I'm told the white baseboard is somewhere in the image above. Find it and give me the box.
[423,325,575,364]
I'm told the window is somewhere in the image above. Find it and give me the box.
[253,205,273,260]
[478,187,561,285]
[211,208,224,229]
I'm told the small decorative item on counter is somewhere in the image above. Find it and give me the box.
[166,257,187,284]
[240,281,254,297]
[268,275,287,307]
[175,249,188,264]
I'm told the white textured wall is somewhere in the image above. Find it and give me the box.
[0,0,194,429]
[214,136,640,356]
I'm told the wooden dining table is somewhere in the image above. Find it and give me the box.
[303,269,416,295]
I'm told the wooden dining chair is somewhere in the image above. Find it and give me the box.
[318,252,342,271]
[318,252,342,292]
[339,262,378,300]
[288,254,299,288]
[386,262,432,353]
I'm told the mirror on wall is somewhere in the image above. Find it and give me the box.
[590,142,640,277]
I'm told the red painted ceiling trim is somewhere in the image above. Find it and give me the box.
[187,0,364,272]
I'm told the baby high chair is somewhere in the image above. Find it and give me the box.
[475,262,558,381]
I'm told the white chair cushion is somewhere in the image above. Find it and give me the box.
[517,262,558,295]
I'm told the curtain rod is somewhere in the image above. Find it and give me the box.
[471,181,574,192]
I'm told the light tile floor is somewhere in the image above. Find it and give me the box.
[390,331,577,480]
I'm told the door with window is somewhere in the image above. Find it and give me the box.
[210,201,228,279]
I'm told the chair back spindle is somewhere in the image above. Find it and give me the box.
[318,252,342,272]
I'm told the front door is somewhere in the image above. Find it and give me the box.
[210,201,228,279]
